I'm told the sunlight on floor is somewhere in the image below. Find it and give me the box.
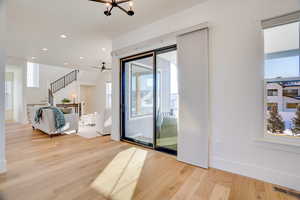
[91,147,148,200]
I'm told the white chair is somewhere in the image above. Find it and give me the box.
[95,109,111,135]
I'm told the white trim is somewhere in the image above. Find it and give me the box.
[255,137,300,154]
[262,10,300,29]
[211,156,300,191]
[111,22,209,57]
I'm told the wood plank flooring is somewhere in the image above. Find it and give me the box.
[0,123,298,200]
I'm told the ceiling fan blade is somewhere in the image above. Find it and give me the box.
[116,0,131,4]
[103,67,112,71]
[84,65,101,69]
[89,0,110,4]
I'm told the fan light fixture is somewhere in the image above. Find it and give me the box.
[89,0,134,16]
[101,62,112,72]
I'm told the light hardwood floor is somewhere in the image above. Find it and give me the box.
[0,123,298,200]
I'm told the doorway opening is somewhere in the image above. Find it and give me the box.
[120,45,178,155]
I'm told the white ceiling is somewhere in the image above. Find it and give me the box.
[7,0,206,69]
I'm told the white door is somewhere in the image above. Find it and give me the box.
[177,28,209,168]
[5,72,14,121]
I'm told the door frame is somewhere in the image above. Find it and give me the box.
[120,51,155,148]
[5,72,14,122]
[120,45,178,155]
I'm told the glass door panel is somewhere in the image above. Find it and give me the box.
[121,54,154,147]
[155,49,178,154]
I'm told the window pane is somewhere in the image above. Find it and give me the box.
[156,49,178,152]
[106,82,112,109]
[267,89,278,96]
[27,62,39,88]
[123,54,154,146]
[264,22,299,79]
[264,21,300,137]
[264,22,299,54]
[130,64,153,117]
[265,56,299,78]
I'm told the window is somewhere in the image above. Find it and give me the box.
[27,62,39,88]
[130,63,153,118]
[267,89,278,96]
[106,82,112,109]
[263,15,300,137]
[267,103,278,111]
[286,103,298,109]
[283,89,298,97]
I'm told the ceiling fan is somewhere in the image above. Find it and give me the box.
[89,0,134,16]
[90,62,112,72]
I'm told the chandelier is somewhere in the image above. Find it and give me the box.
[89,0,134,16]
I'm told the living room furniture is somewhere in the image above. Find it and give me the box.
[26,103,48,123]
[80,113,96,126]
[56,103,82,117]
[95,109,112,135]
[29,106,79,136]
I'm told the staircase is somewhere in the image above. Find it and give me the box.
[48,69,79,105]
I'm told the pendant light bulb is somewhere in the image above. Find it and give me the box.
[129,1,133,10]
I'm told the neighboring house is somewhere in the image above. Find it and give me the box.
[266,80,300,130]
[266,80,300,112]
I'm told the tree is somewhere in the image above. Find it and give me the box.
[292,104,300,136]
[267,106,285,133]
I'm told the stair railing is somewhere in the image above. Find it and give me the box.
[48,89,54,106]
[48,69,79,105]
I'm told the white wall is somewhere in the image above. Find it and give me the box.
[53,81,79,105]
[94,71,112,114]
[111,0,300,191]
[26,64,73,104]
[28,64,112,115]
[80,85,97,114]
[78,70,112,115]
[0,0,6,173]
[4,59,110,122]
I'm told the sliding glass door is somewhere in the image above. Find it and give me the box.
[155,48,178,154]
[121,46,178,154]
[121,53,155,147]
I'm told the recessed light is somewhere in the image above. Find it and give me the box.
[79,57,84,60]
[102,48,106,51]
[60,34,67,39]
[31,57,37,60]
[42,48,48,51]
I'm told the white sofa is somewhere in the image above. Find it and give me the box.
[29,106,79,136]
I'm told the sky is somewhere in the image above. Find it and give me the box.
[265,56,299,79]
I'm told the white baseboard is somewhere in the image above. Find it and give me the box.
[0,159,6,174]
[210,156,300,191]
